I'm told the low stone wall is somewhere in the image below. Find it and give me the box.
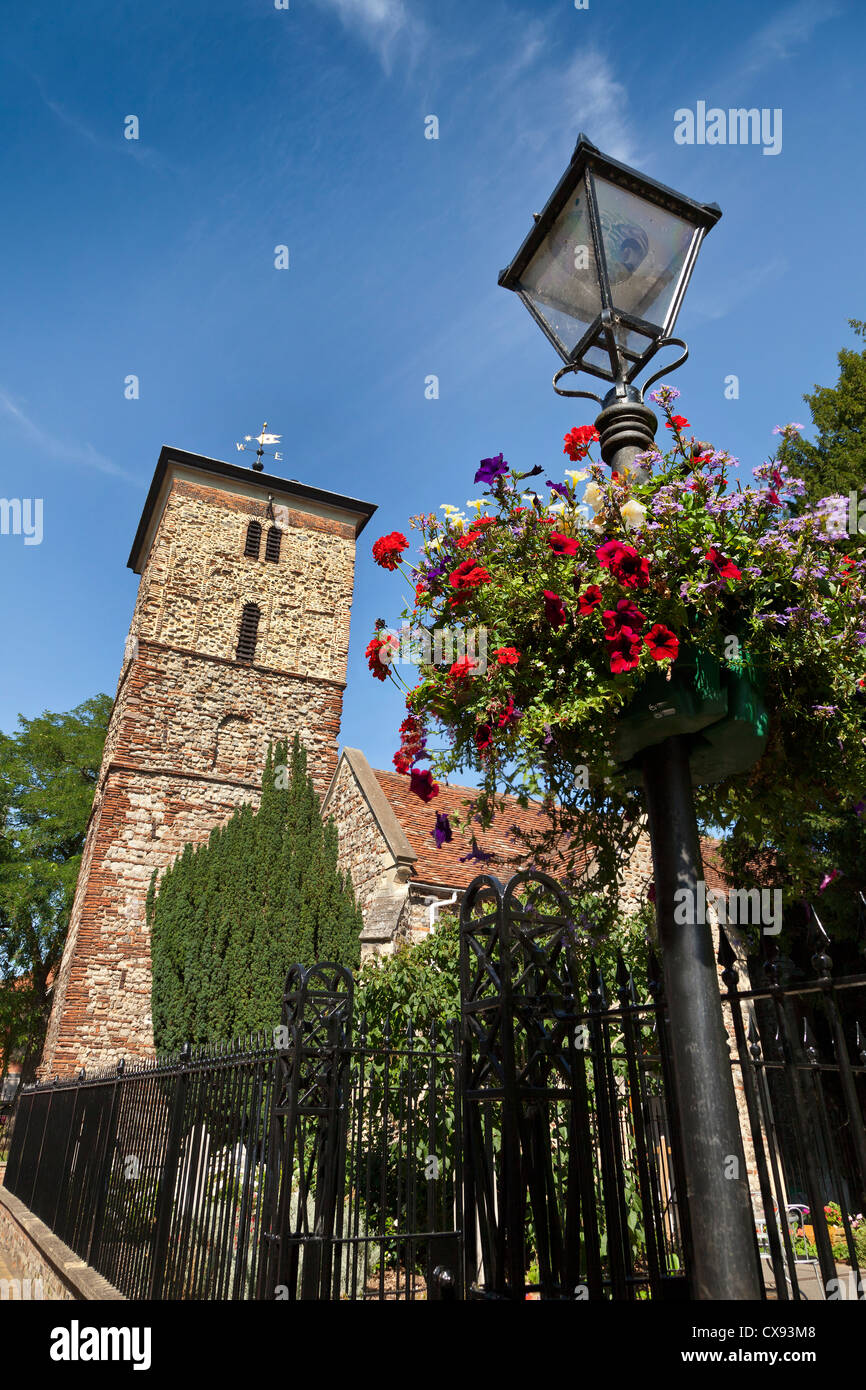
[0,1184,123,1301]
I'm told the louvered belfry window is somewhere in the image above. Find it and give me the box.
[236,603,261,662]
[265,526,282,563]
[244,520,262,558]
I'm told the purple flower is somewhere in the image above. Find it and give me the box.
[853,801,865,818]
[649,385,680,406]
[542,723,553,746]
[474,453,509,485]
[546,481,570,500]
[430,812,453,849]
[459,838,495,865]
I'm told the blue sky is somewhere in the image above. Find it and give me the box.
[0,0,863,778]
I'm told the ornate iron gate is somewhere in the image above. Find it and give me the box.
[459,870,690,1300]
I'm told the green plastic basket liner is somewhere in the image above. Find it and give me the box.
[612,649,768,789]
[613,649,726,765]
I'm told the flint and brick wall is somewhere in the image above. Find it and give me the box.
[40,476,359,1078]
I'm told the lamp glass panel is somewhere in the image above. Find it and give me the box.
[592,176,697,329]
[516,185,603,359]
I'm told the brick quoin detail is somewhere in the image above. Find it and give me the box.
[39,453,374,1078]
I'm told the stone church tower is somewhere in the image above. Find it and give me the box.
[39,445,375,1078]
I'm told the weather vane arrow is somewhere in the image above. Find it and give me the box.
[235,421,283,472]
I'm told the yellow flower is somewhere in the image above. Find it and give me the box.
[440,503,459,514]
[466,499,486,512]
[564,469,588,485]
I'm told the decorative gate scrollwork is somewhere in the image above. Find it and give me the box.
[258,962,354,1299]
[460,870,599,1299]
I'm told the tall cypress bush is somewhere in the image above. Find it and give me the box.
[150,734,362,1049]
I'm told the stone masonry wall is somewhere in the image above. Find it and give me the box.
[40,475,359,1078]
[325,757,395,918]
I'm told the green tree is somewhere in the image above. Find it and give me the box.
[150,734,363,1049]
[782,318,866,509]
[0,696,111,1084]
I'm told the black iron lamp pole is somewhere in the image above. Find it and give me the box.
[498,133,765,1299]
[597,398,762,1300]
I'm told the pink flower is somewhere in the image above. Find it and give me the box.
[578,585,603,614]
[608,627,642,674]
[644,624,679,662]
[410,768,439,802]
[548,532,580,557]
[602,599,646,638]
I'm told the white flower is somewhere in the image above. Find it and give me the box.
[583,481,604,513]
[621,498,647,530]
[564,469,588,485]
[440,503,459,514]
[466,498,485,512]
[547,502,566,515]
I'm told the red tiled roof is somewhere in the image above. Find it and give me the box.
[372,770,588,889]
[371,768,729,895]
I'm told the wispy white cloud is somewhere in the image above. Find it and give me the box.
[27,71,177,173]
[735,0,842,80]
[0,390,136,483]
[556,50,639,166]
[310,0,426,73]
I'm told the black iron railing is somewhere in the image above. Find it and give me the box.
[4,872,865,1301]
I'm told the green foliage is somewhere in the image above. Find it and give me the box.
[0,695,111,1081]
[355,912,461,1044]
[781,319,866,508]
[722,321,866,947]
[149,734,363,1050]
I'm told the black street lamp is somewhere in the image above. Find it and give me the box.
[499,135,762,1301]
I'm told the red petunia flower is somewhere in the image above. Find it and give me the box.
[409,768,439,802]
[548,531,580,556]
[543,590,567,627]
[602,599,646,638]
[705,547,741,580]
[493,646,520,665]
[578,585,604,614]
[372,531,409,569]
[664,415,690,431]
[644,624,679,662]
[596,539,628,570]
[475,723,493,752]
[497,694,517,728]
[449,559,492,593]
[608,627,643,674]
[563,424,600,461]
[609,544,651,589]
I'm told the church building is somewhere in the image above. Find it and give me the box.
[39,445,375,1077]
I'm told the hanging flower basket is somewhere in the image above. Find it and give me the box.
[364,396,866,907]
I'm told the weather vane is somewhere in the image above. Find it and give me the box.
[235,421,283,472]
